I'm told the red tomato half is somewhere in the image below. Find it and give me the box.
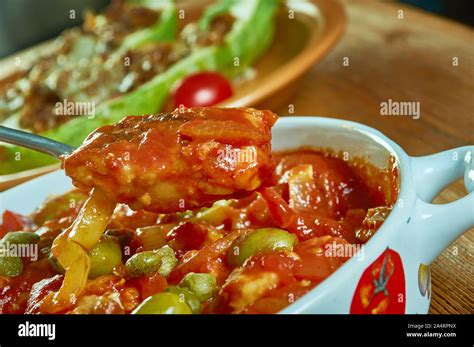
[350,248,406,314]
[173,72,233,108]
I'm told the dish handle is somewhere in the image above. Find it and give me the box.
[410,146,473,264]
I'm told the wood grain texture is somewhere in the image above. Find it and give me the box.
[275,0,473,314]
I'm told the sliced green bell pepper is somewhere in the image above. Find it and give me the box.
[122,0,178,48]
[0,0,278,174]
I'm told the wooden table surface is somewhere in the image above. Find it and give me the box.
[275,0,473,314]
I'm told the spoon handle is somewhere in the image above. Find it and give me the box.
[0,125,75,159]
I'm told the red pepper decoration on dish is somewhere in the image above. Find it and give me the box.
[350,248,405,314]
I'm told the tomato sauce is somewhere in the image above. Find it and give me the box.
[0,147,398,314]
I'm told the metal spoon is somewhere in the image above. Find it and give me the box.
[0,125,74,158]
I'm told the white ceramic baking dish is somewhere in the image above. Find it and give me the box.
[1,116,473,314]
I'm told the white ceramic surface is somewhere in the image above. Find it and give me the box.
[1,116,473,314]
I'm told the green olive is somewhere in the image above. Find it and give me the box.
[131,292,192,314]
[178,272,217,302]
[88,237,122,279]
[165,286,201,314]
[195,200,232,226]
[0,256,23,277]
[125,246,177,278]
[227,228,297,266]
[104,229,134,249]
[2,231,40,245]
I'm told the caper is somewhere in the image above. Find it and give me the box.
[165,286,201,314]
[125,246,177,278]
[178,272,217,302]
[2,231,40,245]
[0,256,23,277]
[131,292,192,314]
[88,237,122,279]
[227,228,297,266]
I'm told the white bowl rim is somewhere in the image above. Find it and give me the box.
[274,116,415,313]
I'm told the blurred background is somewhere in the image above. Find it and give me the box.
[0,0,109,57]
[0,0,473,58]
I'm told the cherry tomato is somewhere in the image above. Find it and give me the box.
[173,72,233,108]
